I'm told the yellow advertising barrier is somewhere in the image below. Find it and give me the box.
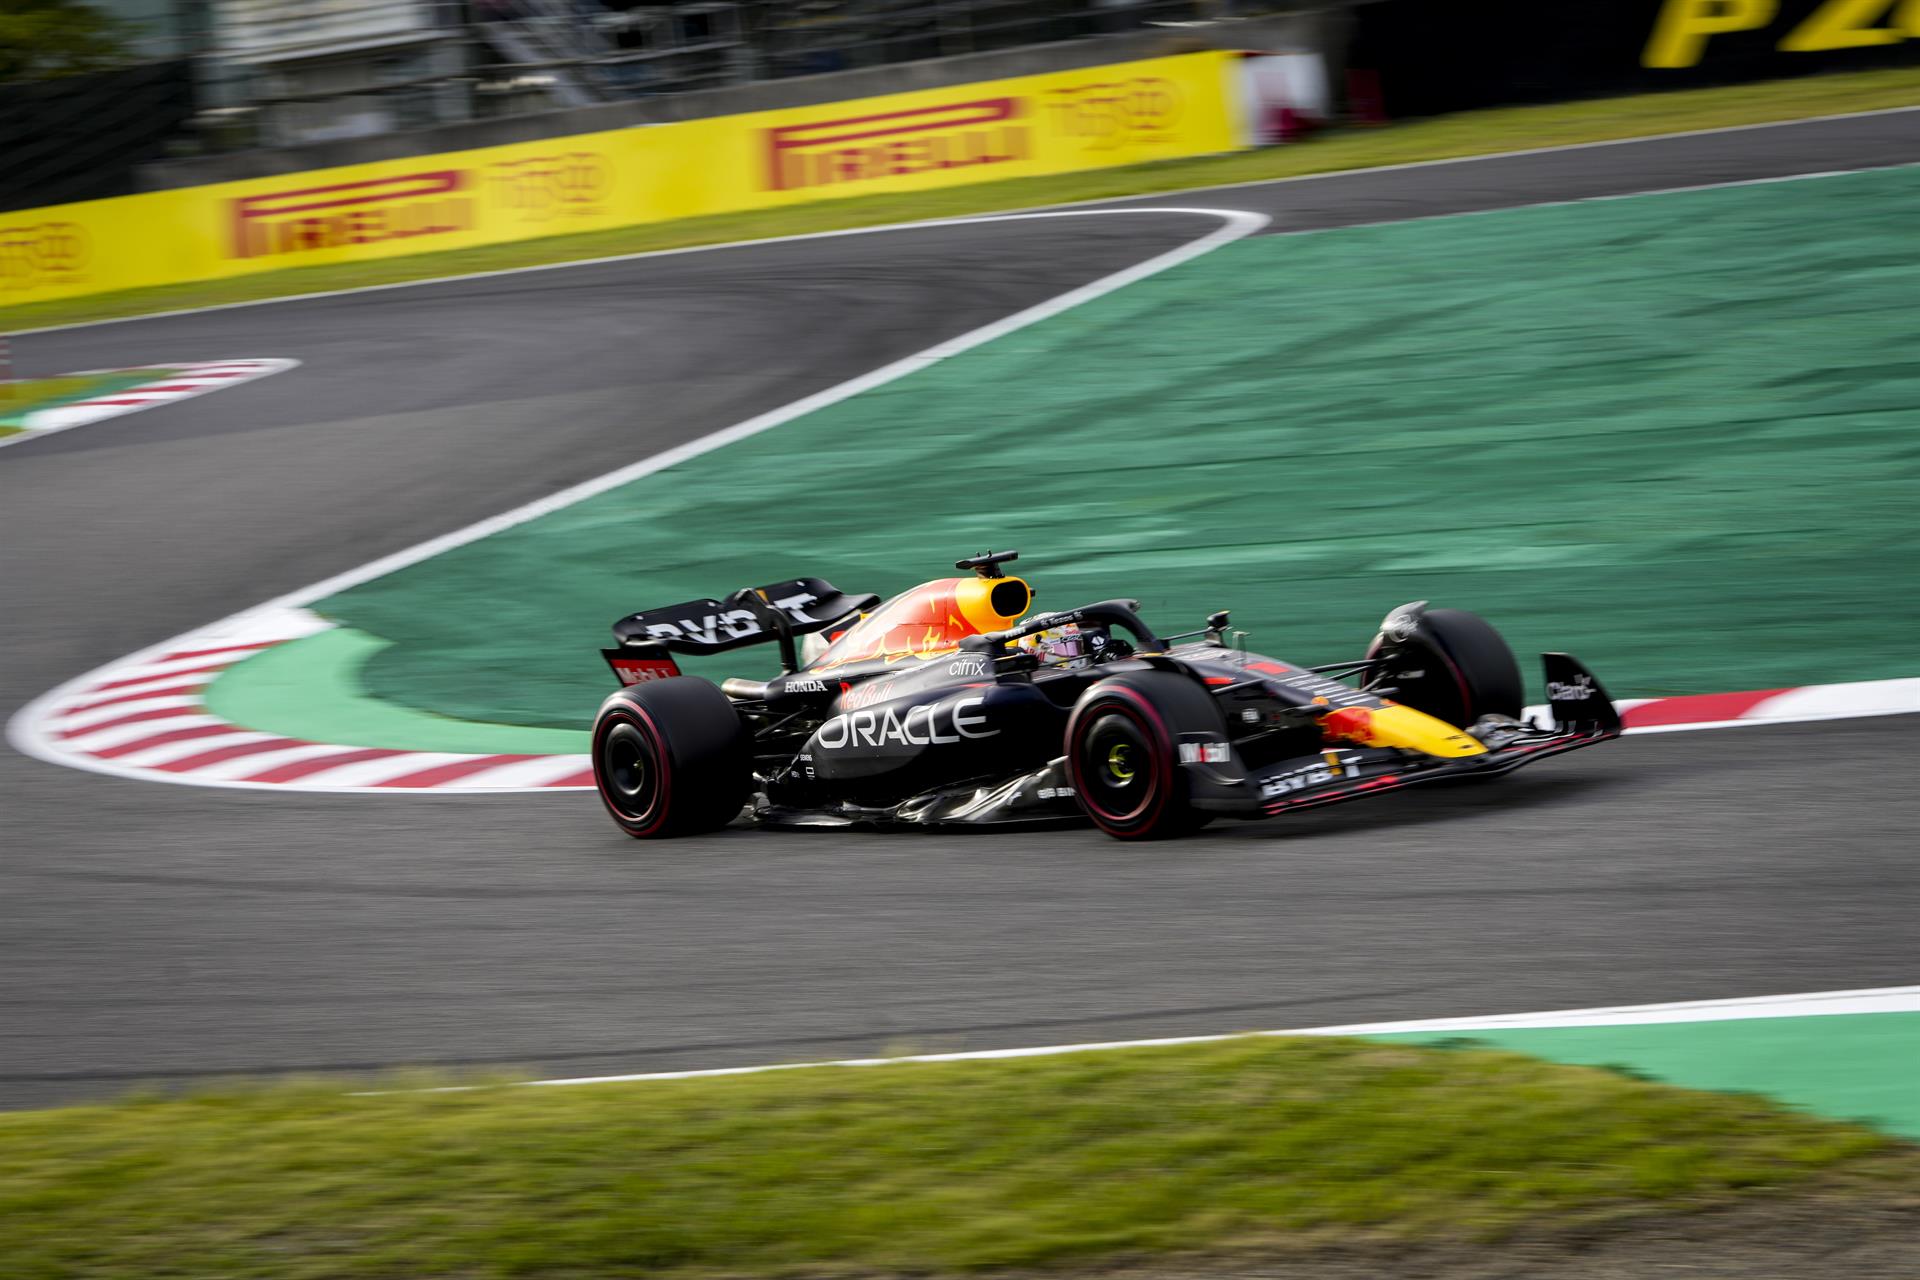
[1,51,1243,308]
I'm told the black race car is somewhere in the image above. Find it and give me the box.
[590,551,1620,840]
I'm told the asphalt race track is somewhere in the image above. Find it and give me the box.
[4,112,1918,1110]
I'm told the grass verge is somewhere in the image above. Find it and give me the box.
[3,67,1915,333]
[1,1036,1913,1279]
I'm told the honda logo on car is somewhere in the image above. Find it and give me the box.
[764,98,1026,192]
[816,696,996,749]
[230,171,472,259]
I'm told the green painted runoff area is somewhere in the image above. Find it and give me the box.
[1375,1013,1920,1141]
[205,627,586,754]
[216,164,1920,744]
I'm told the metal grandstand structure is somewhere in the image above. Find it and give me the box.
[204,1,1218,145]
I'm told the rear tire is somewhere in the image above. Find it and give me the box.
[1366,607,1522,727]
[591,677,750,838]
[1066,671,1222,841]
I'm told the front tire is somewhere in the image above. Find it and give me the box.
[1066,671,1222,841]
[591,677,750,838]
[1366,607,1522,727]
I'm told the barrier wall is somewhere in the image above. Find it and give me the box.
[1350,0,1920,118]
[0,51,1242,308]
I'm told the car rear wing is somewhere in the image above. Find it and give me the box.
[605,577,877,683]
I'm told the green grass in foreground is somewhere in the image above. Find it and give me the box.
[2,1037,1912,1279]
[3,66,1915,333]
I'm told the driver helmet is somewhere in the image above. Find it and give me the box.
[1018,622,1084,663]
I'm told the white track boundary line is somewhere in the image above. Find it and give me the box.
[5,207,1269,788]
[10,105,1917,340]
[386,984,1920,1092]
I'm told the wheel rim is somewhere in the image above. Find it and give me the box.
[597,716,662,825]
[1081,710,1158,823]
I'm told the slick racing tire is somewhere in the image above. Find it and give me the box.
[591,677,751,838]
[1066,671,1222,841]
[1366,607,1523,728]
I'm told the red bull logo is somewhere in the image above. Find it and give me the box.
[764,98,1027,192]
[230,171,472,260]
[1320,706,1375,745]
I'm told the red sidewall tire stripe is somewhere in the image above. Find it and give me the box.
[593,704,675,837]
[1428,639,1474,723]
[1068,686,1174,837]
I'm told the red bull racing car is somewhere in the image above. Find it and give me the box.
[591,551,1621,840]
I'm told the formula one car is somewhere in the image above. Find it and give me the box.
[590,551,1620,840]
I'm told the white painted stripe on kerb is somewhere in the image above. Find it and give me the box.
[477,985,1920,1093]
[436,755,593,789]
[53,695,202,732]
[269,753,470,789]
[61,715,223,752]
[113,732,280,769]
[183,607,336,651]
[1750,678,1920,721]
[60,673,215,708]
[193,743,369,781]
[85,651,255,684]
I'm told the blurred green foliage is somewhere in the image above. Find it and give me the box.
[0,0,137,81]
